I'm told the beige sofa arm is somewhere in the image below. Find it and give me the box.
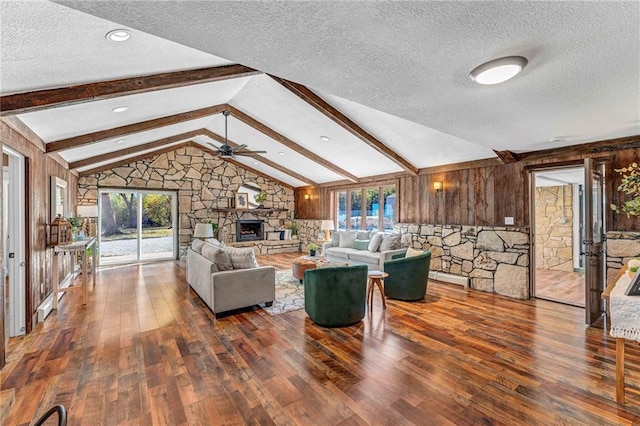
[378,248,408,269]
[321,241,333,254]
[211,266,276,313]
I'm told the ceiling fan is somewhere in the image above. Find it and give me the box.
[207,110,267,158]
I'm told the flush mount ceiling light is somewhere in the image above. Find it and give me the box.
[112,106,128,113]
[469,56,528,85]
[320,136,330,142]
[106,29,130,42]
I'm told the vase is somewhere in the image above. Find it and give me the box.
[309,249,316,257]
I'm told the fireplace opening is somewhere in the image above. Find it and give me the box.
[236,220,264,242]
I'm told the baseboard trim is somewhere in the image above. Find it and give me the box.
[430,270,469,288]
[36,274,72,324]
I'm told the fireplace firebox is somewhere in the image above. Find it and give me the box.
[236,220,264,242]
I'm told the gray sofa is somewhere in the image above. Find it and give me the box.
[321,230,406,271]
[186,240,275,317]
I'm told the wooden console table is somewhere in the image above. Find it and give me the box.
[52,238,97,308]
[608,269,640,403]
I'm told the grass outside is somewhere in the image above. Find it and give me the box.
[102,227,173,241]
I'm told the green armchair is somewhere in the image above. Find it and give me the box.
[383,251,431,301]
[304,265,368,327]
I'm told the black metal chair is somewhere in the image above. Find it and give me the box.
[33,404,67,426]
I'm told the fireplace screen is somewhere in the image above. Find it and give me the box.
[236,220,264,242]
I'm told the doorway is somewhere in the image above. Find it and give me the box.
[532,167,585,307]
[98,189,178,265]
[2,147,26,337]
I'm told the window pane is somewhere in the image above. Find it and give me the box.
[141,193,174,260]
[100,192,138,264]
[383,186,396,231]
[365,188,379,231]
[350,190,361,230]
[336,191,347,230]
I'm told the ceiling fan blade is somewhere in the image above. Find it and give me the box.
[235,151,266,156]
[231,144,248,152]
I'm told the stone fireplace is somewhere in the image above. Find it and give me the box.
[236,220,264,242]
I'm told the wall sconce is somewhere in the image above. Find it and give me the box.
[304,194,311,201]
[433,181,444,193]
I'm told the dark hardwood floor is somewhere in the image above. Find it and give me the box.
[2,254,640,425]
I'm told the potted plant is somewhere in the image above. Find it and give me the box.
[307,243,319,257]
[67,215,84,240]
[288,221,298,238]
[254,191,267,208]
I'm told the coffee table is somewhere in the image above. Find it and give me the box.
[292,256,329,283]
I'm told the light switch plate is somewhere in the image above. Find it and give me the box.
[504,217,514,225]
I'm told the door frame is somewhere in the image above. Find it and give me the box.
[3,146,26,337]
[584,158,606,324]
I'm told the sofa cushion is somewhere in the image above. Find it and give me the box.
[331,231,340,247]
[200,244,221,272]
[339,230,358,248]
[406,247,424,258]
[380,234,401,251]
[324,247,353,260]
[352,239,370,250]
[348,250,380,264]
[226,246,259,269]
[356,231,371,240]
[191,238,205,254]
[368,233,383,252]
[204,238,225,248]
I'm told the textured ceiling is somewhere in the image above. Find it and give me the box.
[2,1,639,188]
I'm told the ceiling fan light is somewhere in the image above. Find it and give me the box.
[470,56,528,85]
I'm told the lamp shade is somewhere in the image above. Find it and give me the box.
[320,220,335,231]
[193,223,214,239]
[77,205,99,217]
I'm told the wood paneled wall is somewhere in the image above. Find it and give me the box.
[0,121,78,333]
[297,145,639,233]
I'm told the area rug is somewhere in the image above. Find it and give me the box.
[263,270,305,315]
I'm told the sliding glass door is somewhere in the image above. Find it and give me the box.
[99,189,177,265]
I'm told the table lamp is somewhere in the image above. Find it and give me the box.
[194,223,214,239]
[77,205,99,237]
[320,220,334,240]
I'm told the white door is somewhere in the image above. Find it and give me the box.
[3,147,26,336]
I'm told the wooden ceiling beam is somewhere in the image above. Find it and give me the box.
[79,141,194,177]
[272,76,419,176]
[46,104,226,153]
[225,105,359,183]
[196,142,294,190]
[1,64,259,116]
[516,134,640,163]
[201,129,318,187]
[493,149,519,164]
[69,130,201,169]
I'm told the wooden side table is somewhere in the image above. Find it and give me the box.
[367,271,388,310]
[52,238,97,308]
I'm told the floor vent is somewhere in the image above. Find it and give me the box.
[429,271,469,288]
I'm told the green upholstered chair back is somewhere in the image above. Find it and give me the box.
[304,264,368,327]
[383,251,431,301]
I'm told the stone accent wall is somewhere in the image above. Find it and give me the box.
[606,231,640,285]
[78,146,294,248]
[535,185,574,272]
[229,239,301,255]
[396,223,530,299]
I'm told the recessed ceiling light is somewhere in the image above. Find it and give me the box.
[112,106,128,113]
[320,136,330,142]
[549,137,566,143]
[470,56,528,85]
[106,29,131,42]
[253,161,258,165]
[278,152,285,156]
[115,139,125,144]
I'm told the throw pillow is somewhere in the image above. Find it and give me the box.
[267,232,281,241]
[191,239,205,254]
[331,231,340,247]
[368,233,383,252]
[379,234,401,251]
[405,247,424,258]
[201,245,233,271]
[356,231,370,240]
[283,229,292,240]
[279,230,285,240]
[226,246,259,269]
[204,238,226,249]
[338,230,358,248]
[200,244,221,272]
[352,239,370,250]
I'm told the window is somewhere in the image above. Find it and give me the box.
[334,185,396,231]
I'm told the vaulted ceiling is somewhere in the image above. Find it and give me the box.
[2,1,638,188]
